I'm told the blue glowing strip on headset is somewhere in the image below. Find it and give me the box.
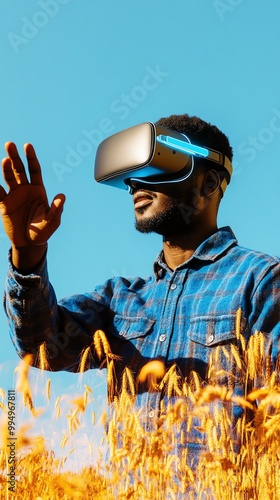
[156,134,209,158]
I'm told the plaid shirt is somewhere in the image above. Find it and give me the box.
[4,226,280,463]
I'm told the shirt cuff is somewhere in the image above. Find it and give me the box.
[7,248,49,289]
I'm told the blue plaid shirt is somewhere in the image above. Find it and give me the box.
[4,226,280,462]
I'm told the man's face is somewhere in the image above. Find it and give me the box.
[132,173,202,236]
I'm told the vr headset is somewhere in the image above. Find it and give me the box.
[94,122,232,195]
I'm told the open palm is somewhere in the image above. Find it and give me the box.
[0,142,65,248]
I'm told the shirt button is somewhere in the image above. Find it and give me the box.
[148,410,155,418]
[170,283,177,290]
[159,334,166,342]
[207,334,214,344]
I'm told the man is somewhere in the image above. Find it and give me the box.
[1,113,280,466]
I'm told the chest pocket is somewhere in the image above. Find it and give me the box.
[109,314,155,340]
[189,314,237,347]
[188,314,240,385]
[107,314,156,373]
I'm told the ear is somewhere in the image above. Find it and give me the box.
[201,169,220,197]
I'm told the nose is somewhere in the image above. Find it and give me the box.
[126,179,147,195]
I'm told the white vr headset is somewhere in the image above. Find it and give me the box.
[94,122,232,195]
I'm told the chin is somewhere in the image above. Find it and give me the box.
[135,207,186,235]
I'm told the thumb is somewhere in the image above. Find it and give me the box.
[48,193,66,221]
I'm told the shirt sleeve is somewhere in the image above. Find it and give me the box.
[4,250,112,372]
[248,261,280,366]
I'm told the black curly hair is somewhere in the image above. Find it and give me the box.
[156,113,233,162]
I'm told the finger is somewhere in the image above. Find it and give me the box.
[5,142,29,185]
[24,143,43,185]
[2,157,19,190]
[48,194,66,222]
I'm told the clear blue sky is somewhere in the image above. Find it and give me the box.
[1,0,280,468]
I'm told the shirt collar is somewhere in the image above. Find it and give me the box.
[153,226,237,279]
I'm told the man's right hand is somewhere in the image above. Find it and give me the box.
[0,142,65,272]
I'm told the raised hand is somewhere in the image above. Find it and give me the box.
[0,142,65,271]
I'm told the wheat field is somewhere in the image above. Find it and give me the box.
[1,311,280,499]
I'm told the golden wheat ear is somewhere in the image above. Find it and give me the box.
[39,341,50,371]
[78,345,92,373]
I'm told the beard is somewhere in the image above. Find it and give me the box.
[135,199,193,236]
